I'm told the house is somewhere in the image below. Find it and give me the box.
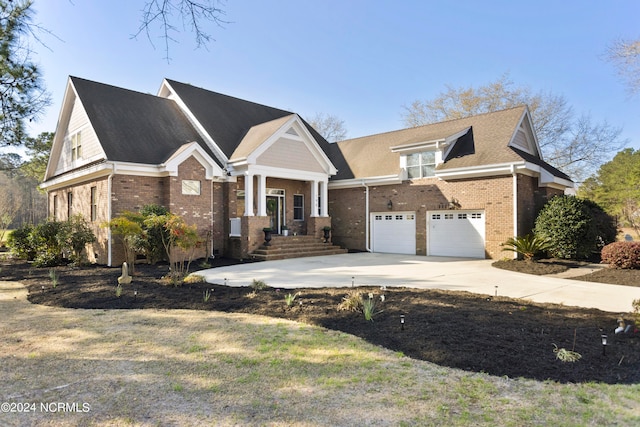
[40,77,573,265]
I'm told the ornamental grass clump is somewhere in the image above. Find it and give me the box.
[284,292,300,307]
[362,292,385,321]
[48,269,59,288]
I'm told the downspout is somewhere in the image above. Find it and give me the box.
[107,164,115,267]
[511,163,518,238]
[362,180,371,252]
[214,178,215,259]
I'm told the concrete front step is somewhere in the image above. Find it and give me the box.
[250,247,347,261]
[250,235,347,261]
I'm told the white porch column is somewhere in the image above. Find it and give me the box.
[320,178,329,217]
[244,172,254,216]
[257,174,267,216]
[310,180,319,217]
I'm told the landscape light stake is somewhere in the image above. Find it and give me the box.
[224,278,228,287]
[400,314,405,331]
[134,289,138,300]
[41,285,44,294]
[351,276,355,287]
[494,285,498,297]
[601,334,608,356]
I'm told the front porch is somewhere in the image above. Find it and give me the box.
[226,176,339,260]
[222,113,340,260]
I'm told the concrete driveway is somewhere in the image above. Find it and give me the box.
[197,253,640,313]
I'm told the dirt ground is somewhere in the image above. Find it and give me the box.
[3,257,640,385]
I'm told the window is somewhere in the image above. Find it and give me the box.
[407,151,435,179]
[90,187,97,221]
[182,180,201,195]
[71,132,82,161]
[458,213,467,219]
[53,195,58,219]
[445,213,454,219]
[293,194,304,221]
[67,192,73,218]
[375,215,382,220]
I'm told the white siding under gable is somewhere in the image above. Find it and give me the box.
[54,97,103,175]
[512,129,528,150]
[256,137,325,173]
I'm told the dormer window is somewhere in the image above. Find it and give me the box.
[71,131,82,161]
[407,151,436,179]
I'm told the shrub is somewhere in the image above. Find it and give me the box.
[601,241,640,269]
[7,225,36,260]
[66,215,96,264]
[31,220,69,267]
[534,196,616,260]
[500,234,552,261]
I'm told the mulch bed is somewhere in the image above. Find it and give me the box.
[2,257,639,384]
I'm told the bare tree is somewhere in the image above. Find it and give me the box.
[606,37,640,95]
[133,0,228,61]
[402,75,626,183]
[308,113,347,143]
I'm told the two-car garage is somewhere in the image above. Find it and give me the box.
[370,210,486,258]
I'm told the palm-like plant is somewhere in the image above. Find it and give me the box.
[501,234,553,261]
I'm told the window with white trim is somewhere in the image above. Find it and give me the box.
[293,194,304,221]
[71,131,82,161]
[407,151,436,179]
[90,187,97,221]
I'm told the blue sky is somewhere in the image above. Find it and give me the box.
[28,0,639,154]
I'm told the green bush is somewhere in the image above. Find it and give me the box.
[66,215,96,264]
[7,225,36,260]
[7,218,96,266]
[140,204,169,263]
[533,196,616,260]
[31,220,68,266]
[601,242,640,269]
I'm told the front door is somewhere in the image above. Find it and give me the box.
[266,192,285,233]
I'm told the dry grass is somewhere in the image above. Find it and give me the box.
[1,280,640,426]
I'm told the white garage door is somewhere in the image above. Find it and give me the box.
[427,210,485,258]
[371,212,416,254]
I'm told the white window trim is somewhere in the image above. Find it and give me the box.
[293,194,304,221]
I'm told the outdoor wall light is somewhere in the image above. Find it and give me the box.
[400,314,405,331]
[601,334,608,355]
[387,200,393,210]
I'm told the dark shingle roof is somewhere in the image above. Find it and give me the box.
[165,79,342,167]
[165,80,292,158]
[70,77,218,166]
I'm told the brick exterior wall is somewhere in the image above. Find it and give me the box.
[47,159,565,263]
[47,177,110,264]
[329,175,522,259]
